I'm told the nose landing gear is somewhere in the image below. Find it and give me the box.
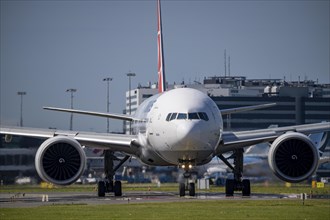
[179,161,196,197]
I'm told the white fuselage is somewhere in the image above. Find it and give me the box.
[132,88,223,167]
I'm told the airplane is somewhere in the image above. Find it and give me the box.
[1,0,330,198]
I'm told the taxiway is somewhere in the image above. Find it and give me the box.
[0,190,298,208]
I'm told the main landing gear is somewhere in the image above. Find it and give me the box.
[218,149,251,197]
[179,162,196,197]
[97,150,130,197]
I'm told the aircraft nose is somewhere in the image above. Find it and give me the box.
[176,122,201,148]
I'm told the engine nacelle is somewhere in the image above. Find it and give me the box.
[268,132,319,183]
[35,136,86,185]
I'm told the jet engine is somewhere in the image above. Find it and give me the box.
[35,136,86,185]
[268,132,319,183]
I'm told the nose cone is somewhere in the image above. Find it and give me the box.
[176,122,202,150]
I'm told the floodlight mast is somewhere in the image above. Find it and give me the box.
[103,77,113,133]
[126,72,136,134]
[66,88,77,130]
[17,91,26,127]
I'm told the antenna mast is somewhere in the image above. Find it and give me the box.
[224,49,227,77]
[228,55,231,76]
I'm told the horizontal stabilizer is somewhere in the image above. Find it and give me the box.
[43,107,135,121]
[221,103,276,115]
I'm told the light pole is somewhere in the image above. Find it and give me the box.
[103,77,113,133]
[17,91,26,127]
[66,88,77,130]
[126,72,136,134]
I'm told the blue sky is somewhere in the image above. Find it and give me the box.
[1,0,329,132]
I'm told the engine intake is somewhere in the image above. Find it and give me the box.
[268,132,319,183]
[35,136,86,185]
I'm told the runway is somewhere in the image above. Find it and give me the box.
[0,190,298,208]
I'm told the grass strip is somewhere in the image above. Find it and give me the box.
[1,199,329,220]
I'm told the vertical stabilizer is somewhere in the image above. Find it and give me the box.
[157,0,166,93]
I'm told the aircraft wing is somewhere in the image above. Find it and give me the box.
[216,122,330,154]
[43,107,136,121]
[220,103,276,116]
[0,126,138,155]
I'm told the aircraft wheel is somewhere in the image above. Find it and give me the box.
[242,179,251,196]
[225,179,234,197]
[98,181,106,197]
[179,183,185,197]
[114,181,122,196]
[106,180,114,193]
[189,182,195,197]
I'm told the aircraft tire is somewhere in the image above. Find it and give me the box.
[242,179,251,196]
[179,183,185,197]
[98,181,106,197]
[225,179,234,197]
[189,182,195,196]
[114,181,122,196]
[106,180,114,193]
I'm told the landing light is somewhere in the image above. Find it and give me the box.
[181,164,193,169]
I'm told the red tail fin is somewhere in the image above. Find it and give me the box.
[157,0,166,93]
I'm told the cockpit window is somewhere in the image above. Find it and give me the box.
[166,113,172,121]
[166,112,209,122]
[177,113,187,120]
[188,113,199,120]
[170,113,177,121]
[198,112,209,121]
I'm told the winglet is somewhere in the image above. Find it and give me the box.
[157,0,166,93]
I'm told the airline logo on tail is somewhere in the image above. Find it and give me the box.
[157,0,166,93]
